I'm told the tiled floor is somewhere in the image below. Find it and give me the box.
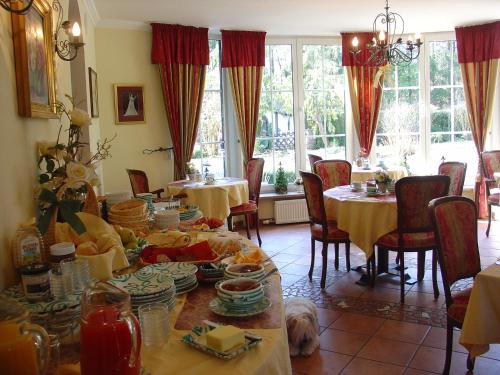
[238,221,500,375]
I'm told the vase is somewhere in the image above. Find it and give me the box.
[377,182,387,193]
[187,173,195,181]
[275,185,288,194]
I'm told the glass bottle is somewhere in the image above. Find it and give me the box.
[12,224,44,269]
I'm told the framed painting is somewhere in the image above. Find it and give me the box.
[114,84,145,124]
[11,0,57,118]
[88,67,99,118]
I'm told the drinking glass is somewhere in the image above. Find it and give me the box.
[138,303,170,347]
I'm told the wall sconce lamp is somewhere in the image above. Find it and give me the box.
[53,0,84,61]
[0,0,33,14]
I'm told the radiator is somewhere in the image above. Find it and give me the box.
[274,199,309,224]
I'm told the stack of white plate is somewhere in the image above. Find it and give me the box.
[147,263,199,295]
[109,268,176,314]
[154,210,180,230]
[106,191,132,207]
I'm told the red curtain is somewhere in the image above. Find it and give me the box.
[221,30,266,167]
[455,21,500,217]
[341,32,386,158]
[151,23,209,180]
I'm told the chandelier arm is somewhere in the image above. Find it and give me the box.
[0,0,34,14]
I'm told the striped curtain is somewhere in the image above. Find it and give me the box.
[221,30,266,168]
[455,21,500,217]
[151,23,209,180]
[341,32,386,158]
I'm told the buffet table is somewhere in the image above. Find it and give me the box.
[351,167,407,184]
[166,178,249,221]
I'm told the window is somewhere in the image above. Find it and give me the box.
[376,60,421,171]
[302,44,346,170]
[428,40,475,183]
[192,40,225,178]
[255,44,296,184]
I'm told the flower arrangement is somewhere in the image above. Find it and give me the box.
[185,162,198,175]
[36,96,115,235]
[374,170,392,184]
[294,177,303,186]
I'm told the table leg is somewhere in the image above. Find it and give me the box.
[377,247,389,275]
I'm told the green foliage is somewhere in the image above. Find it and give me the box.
[274,162,288,194]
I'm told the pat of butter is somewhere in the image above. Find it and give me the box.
[206,325,245,352]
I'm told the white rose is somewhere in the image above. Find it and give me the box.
[69,108,91,127]
[66,162,92,182]
[38,141,67,160]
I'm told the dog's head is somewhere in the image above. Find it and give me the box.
[286,311,319,348]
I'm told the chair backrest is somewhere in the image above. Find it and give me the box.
[395,175,450,233]
[313,160,351,191]
[247,158,265,205]
[300,170,327,226]
[430,196,481,308]
[126,169,150,197]
[438,161,467,196]
[308,154,323,172]
[481,150,500,194]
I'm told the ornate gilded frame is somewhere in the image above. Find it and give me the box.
[12,0,57,118]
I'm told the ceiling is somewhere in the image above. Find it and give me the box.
[91,0,500,36]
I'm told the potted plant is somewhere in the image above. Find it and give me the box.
[274,162,288,194]
[185,162,198,180]
[374,170,392,193]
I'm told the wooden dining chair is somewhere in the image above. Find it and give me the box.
[430,196,479,375]
[313,160,351,191]
[375,175,450,303]
[480,150,500,236]
[438,161,467,196]
[126,169,164,198]
[300,171,351,289]
[308,154,322,172]
[227,158,264,246]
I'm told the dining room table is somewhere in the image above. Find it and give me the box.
[351,166,407,184]
[459,262,500,358]
[166,177,249,221]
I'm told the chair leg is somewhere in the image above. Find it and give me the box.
[399,250,405,304]
[321,242,328,289]
[443,320,453,375]
[227,215,233,231]
[334,243,339,270]
[254,213,262,247]
[371,253,376,286]
[309,237,315,281]
[487,203,492,237]
[244,214,251,240]
[467,353,475,371]
[432,250,439,299]
[417,251,425,282]
[345,242,351,272]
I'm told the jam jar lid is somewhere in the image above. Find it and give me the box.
[20,263,50,275]
[50,242,75,256]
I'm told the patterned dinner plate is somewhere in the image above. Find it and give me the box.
[176,281,198,295]
[209,297,271,317]
[109,270,174,296]
[147,263,198,280]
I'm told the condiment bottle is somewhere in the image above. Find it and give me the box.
[20,263,51,302]
[12,224,44,269]
[49,242,76,269]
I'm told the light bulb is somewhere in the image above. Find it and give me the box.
[415,32,422,42]
[352,36,359,48]
[72,22,81,37]
[378,30,386,42]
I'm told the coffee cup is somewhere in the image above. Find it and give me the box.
[352,182,362,190]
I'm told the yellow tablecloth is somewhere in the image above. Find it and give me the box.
[323,185,397,259]
[351,167,407,184]
[166,178,249,221]
[142,234,292,375]
[459,263,500,358]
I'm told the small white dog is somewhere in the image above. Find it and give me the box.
[285,298,320,356]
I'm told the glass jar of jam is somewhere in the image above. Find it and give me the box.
[20,264,51,302]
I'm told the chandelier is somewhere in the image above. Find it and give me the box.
[350,0,422,66]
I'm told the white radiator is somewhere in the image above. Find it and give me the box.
[274,199,309,224]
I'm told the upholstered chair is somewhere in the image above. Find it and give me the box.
[430,196,479,375]
[126,169,164,198]
[300,171,351,289]
[480,150,500,236]
[313,160,352,191]
[375,175,450,303]
[308,154,322,172]
[438,161,467,196]
[227,158,264,246]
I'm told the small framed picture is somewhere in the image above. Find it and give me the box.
[114,84,145,124]
[88,68,99,118]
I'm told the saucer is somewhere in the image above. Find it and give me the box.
[209,296,271,317]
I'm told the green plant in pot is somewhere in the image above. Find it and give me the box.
[274,162,288,194]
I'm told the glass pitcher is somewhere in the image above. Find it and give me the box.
[80,282,141,375]
[0,295,50,375]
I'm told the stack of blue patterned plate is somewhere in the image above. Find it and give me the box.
[146,263,199,295]
[178,205,201,221]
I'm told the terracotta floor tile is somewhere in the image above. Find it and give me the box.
[408,346,447,373]
[357,337,418,366]
[281,263,313,276]
[291,349,352,375]
[404,291,444,308]
[319,328,370,355]
[281,273,306,287]
[273,252,303,263]
[340,357,405,375]
[403,369,436,375]
[467,356,500,375]
[376,320,430,344]
[409,280,440,294]
[422,327,468,353]
[481,344,500,361]
[359,287,402,303]
[329,313,385,335]
[316,308,342,328]
[324,280,366,298]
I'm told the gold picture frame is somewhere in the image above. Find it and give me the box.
[114,84,145,125]
[11,0,57,118]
